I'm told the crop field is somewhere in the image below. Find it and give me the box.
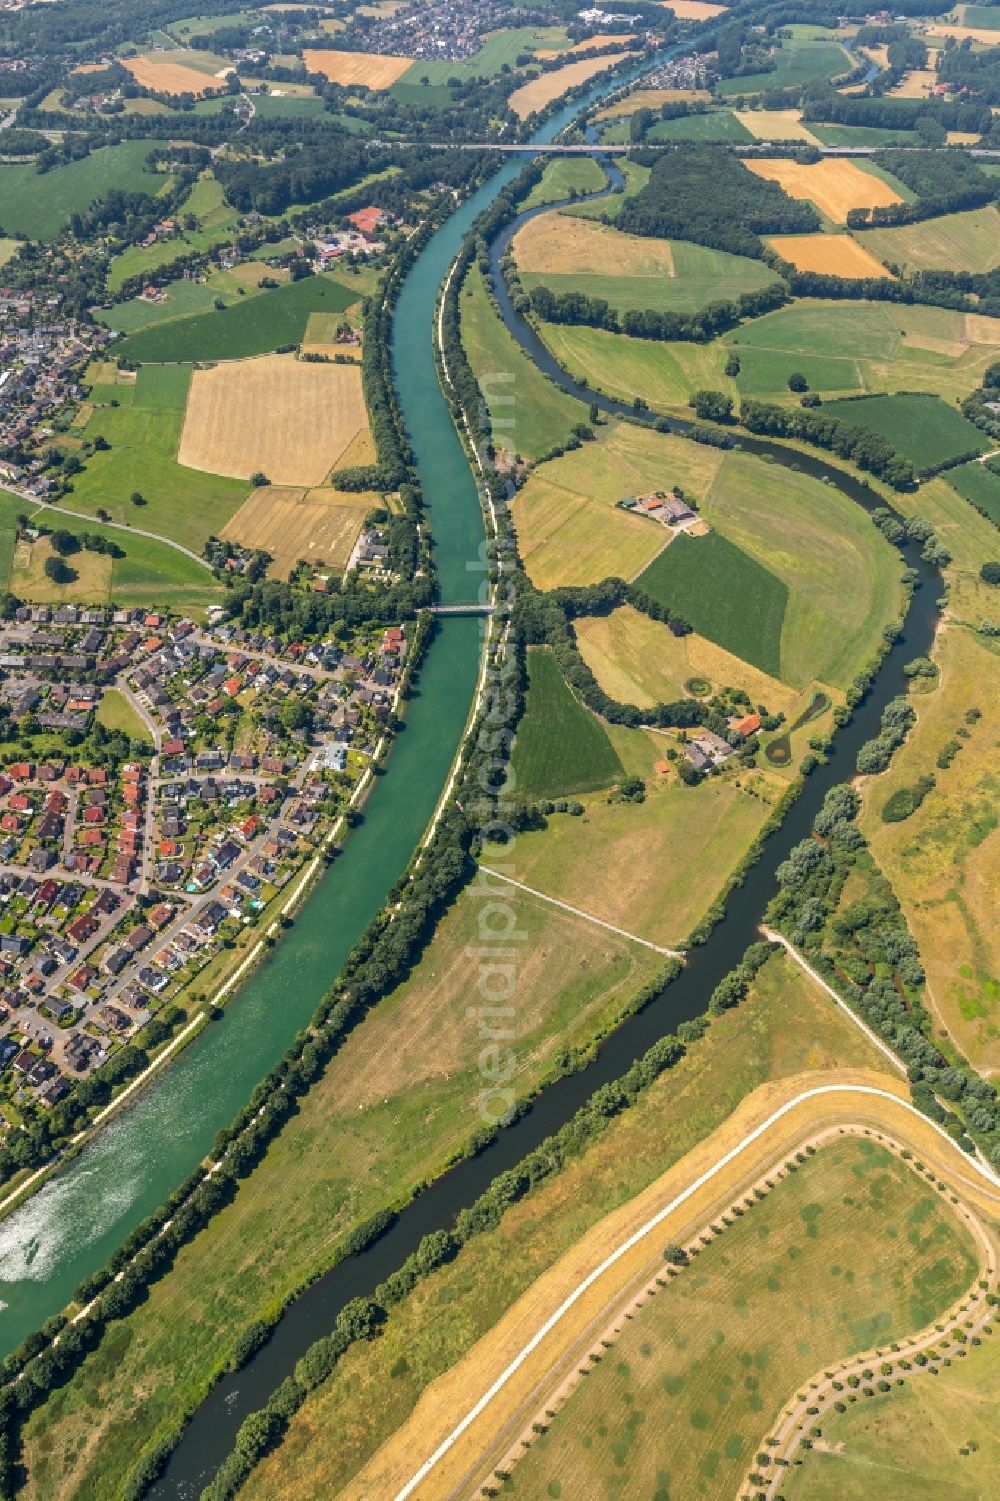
[947,457,1000,528]
[703,451,903,690]
[508,50,636,119]
[177,354,370,486]
[637,530,788,677]
[460,266,586,461]
[300,47,413,86]
[783,1330,1000,1501]
[114,273,358,362]
[661,0,729,16]
[743,157,903,223]
[16,879,665,1501]
[768,231,893,278]
[733,107,821,142]
[861,625,1000,1070]
[537,31,634,59]
[0,141,169,240]
[97,278,233,333]
[717,34,851,96]
[70,367,250,545]
[594,87,713,119]
[539,321,732,411]
[504,1138,978,1501]
[574,604,801,719]
[512,648,624,798]
[513,421,725,589]
[807,121,919,146]
[235,956,901,1501]
[107,175,238,292]
[729,301,1000,403]
[599,109,753,144]
[824,392,989,473]
[123,51,228,94]
[853,204,1000,275]
[221,486,370,576]
[516,212,776,315]
[522,155,608,208]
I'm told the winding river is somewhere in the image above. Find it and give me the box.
[0,44,942,1501]
[151,93,943,1501]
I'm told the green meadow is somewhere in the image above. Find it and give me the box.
[717,33,851,96]
[107,175,239,292]
[114,273,358,362]
[0,142,170,239]
[946,459,1000,530]
[824,393,989,474]
[520,237,777,317]
[601,110,754,144]
[512,648,624,799]
[523,155,609,209]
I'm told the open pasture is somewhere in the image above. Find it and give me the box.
[574,604,801,719]
[221,486,369,576]
[947,456,1000,528]
[717,33,851,95]
[508,50,636,119]
[601,108,753,143]
[505,1138,979,1501]
[512,648,624,799]
[807,121,919,146]
[733,107,821,142]
[824,392,989,473]
[522,155,608,208]
[123,51,228,95]
[0,141,169,240]
[743,156,903,223]
[301,48,412,87]
[768,231,891,277]
[886,66,939,98]
[853,204,1000,274]
[177,354,370,486]
[10,536,113,606]
[513,421,725,590]
[538,321,732,412]
[114,273,357,362]
[594,86,713,119]
[107,175,238,292]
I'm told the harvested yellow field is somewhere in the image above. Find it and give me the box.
[768,233,892,277]
[947,130,982,145]
[10,537,112,605]
[928,23,1000,44]
[178,354,370,487]
[221,487,369,577]
[508,49,636,119]
[71,62,108,75]
[537,34,635,57]
[743,157,902,223]
[734,108,821,142]
[887,67,939,97]
[659,0,729,16]
[123,55,225,96]
[301,48,412,87]
[513,211,674,277]
[594,86,712,117]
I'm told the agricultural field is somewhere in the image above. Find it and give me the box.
[823,392,989,473]
[853,204,1000,274]
[70,363,250,545]
[717,32,852,96]
[123,49,229,94]
[512,421,725,589]
[177,354,371,485]
[15,879,664,1501]
[511,648,624,799]
[459,265,587,461]
[806,121,919,146]
[661,0,729,16]
[503,1138,979,1501]
[113,273,358,362]
[861,624,1000,1070]
[593,87,714,119]
[522,156,608,209]
[601,108,753,143]
[221,486,370,576]
[0,491,219,614]
[300,48,413,86]
[567,158,650,221]
[106,174,239,292]
[97,277,233,333]
[508,49,636,119]
[515,211,776,314]
[733,107,821,142]
[743,156,903,224]
[638,450,904,690]
[0,141,170,240]
[727,301,1000,404]
[768,232,891,278]
[537,320,731,412]
[947,457,1000,528]
[783,1333,1000,1501]
[574,604,801,721]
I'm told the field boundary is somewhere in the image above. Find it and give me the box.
[391,1081,1000,1500]
[479,865,684,957]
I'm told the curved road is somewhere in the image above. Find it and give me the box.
[391,1082,1000,1500]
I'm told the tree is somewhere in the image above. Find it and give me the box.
[250,471,270,488]
[44,556,73,584]
[981,561,1000,586]
[279,699,312,734]
[787,372,808,392]
[689,390,733,422]
[49,529,80,557]
[130,490,146,507]
[663,1243,688,1265]
[724,353,740,377]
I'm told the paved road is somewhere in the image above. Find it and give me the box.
[12,490,213,571]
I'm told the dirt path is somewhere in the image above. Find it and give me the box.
[478,866,684,957]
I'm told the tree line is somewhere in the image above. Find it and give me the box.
[737,396,915,488]
[526,280,789,343]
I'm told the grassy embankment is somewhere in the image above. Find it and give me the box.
[234,951,900,1501]
[782,1332,1000,1500]
[505,1137,979,1501]
[16,883,664,1501]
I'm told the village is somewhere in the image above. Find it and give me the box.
[0,601,408,1132]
